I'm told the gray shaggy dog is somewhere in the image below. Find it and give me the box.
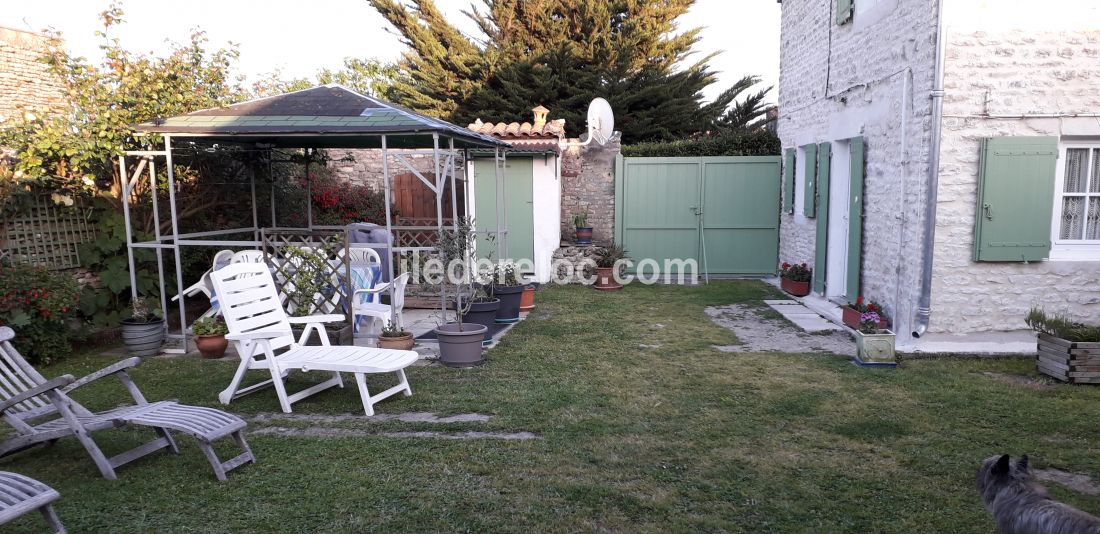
[977,454,1100,533]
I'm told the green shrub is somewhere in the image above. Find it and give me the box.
[1025,307,1100,343]
[0,264,81,363]
[622,131,780,158]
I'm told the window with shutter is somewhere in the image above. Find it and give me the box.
[1050,142,1100,260]
[837,0,853,25]
[783,149,796,214]
[802,144,818,218]
[973,137,1058,262]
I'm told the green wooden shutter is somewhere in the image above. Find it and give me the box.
[973,137,1058,262]
[837,0,853,25]
[846,137,864,303]
[783,149,796,214]
[802,144,818,218]
[813,142,831,294]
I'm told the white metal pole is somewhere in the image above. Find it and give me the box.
[119,155,139,301]
[305,150,313,230]
[449,138,458,227]
[381,135,398,327]
[433,133,447,322]
[164,135,188,352]
[269,150,277,228]
[149,159,169,324]
[250,159,259,242]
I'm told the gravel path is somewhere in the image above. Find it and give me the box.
[706,303,855,356]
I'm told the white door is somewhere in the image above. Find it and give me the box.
[825,140,851,299]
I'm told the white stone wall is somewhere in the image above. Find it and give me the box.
[777,0,939,341]
[931,1,1100,334]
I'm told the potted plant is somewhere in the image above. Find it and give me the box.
[574,211,593,245]
[779,262,811,296]
[191,316,229,359]
[520,281,537,312]
[593,245,628,291]
[1026,308,1100,383]
[843,296,890,330]
[854,311,896,367]
[491,261,525,323]
[458,286,501,329]
[433,218,488,367]
[378,320,415,351]
[120,297,165,357]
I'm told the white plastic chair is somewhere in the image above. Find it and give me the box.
[353,272,410,333]
[209,262,417,415]
[172,249,234,321]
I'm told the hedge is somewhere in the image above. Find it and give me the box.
[622,130,780,158]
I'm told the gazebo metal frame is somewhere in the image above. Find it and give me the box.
[121,87,510,353]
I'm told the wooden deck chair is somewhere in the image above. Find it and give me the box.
[0,327,255,481]
[0,471,64,533]
[210,262,418,415]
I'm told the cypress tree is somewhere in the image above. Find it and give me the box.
[368,0,744,143]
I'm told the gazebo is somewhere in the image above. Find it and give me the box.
[125,85,511,353]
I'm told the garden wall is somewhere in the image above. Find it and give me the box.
[560,135,621,245]
[0,26,65,125]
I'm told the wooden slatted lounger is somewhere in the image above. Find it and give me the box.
[0,471,65,533]
[0,327,255,482]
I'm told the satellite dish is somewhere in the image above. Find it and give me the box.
[586,98,614,145]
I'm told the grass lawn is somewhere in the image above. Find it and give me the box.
[4,281,1100,532]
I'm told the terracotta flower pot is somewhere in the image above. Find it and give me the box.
[842,306,890,330]
[378,332,415,351]
[520,285,535,311]
[594,267,623,291]
[780,276,810,297]
[194,334,228,359]
[575,226,593,245]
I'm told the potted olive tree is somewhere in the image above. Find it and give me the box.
[191,316,229,359]
[459,286,500,329]
[433,218,488,367]
[492,261,525,323]
[574,211,593,245]
[593,245,628,291]
[378,320,415,351]
[121,297,165,357]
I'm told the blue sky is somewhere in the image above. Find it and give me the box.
[1,0,780,105]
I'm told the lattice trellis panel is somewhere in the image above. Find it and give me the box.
[261,228,352,320]
[393,217,452,249]
[0,196,95,269]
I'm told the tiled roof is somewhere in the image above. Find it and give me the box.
[466,118,566,139]
[132,85,509,149]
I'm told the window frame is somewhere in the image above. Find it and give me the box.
[1049,141,1100,261]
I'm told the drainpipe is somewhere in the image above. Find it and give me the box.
[913,0,947,338]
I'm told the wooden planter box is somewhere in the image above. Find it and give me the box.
[841,306,890,330]
[856,329,896,366]
[780,276,810,296]
[1036,333,1100,383]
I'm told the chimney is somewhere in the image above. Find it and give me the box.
[532,105,549,128]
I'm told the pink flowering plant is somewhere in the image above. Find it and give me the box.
[859,312,883,334]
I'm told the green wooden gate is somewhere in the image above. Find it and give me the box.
[615,156,781,275]
[474,158,534,263]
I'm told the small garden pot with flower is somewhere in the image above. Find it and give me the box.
[843,296,890,330]
[854,311,896,367]
[121,297,165,357]
[191,316,229,359]
[378,320,415,351]
[779,262,811,297]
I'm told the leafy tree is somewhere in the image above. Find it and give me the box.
[368,0,757,143]
[0,4,246,203]
[252,57,402,99]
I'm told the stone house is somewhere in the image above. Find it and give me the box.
[776,0,1100,351]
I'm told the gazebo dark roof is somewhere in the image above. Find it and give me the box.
[133,85,510,150]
